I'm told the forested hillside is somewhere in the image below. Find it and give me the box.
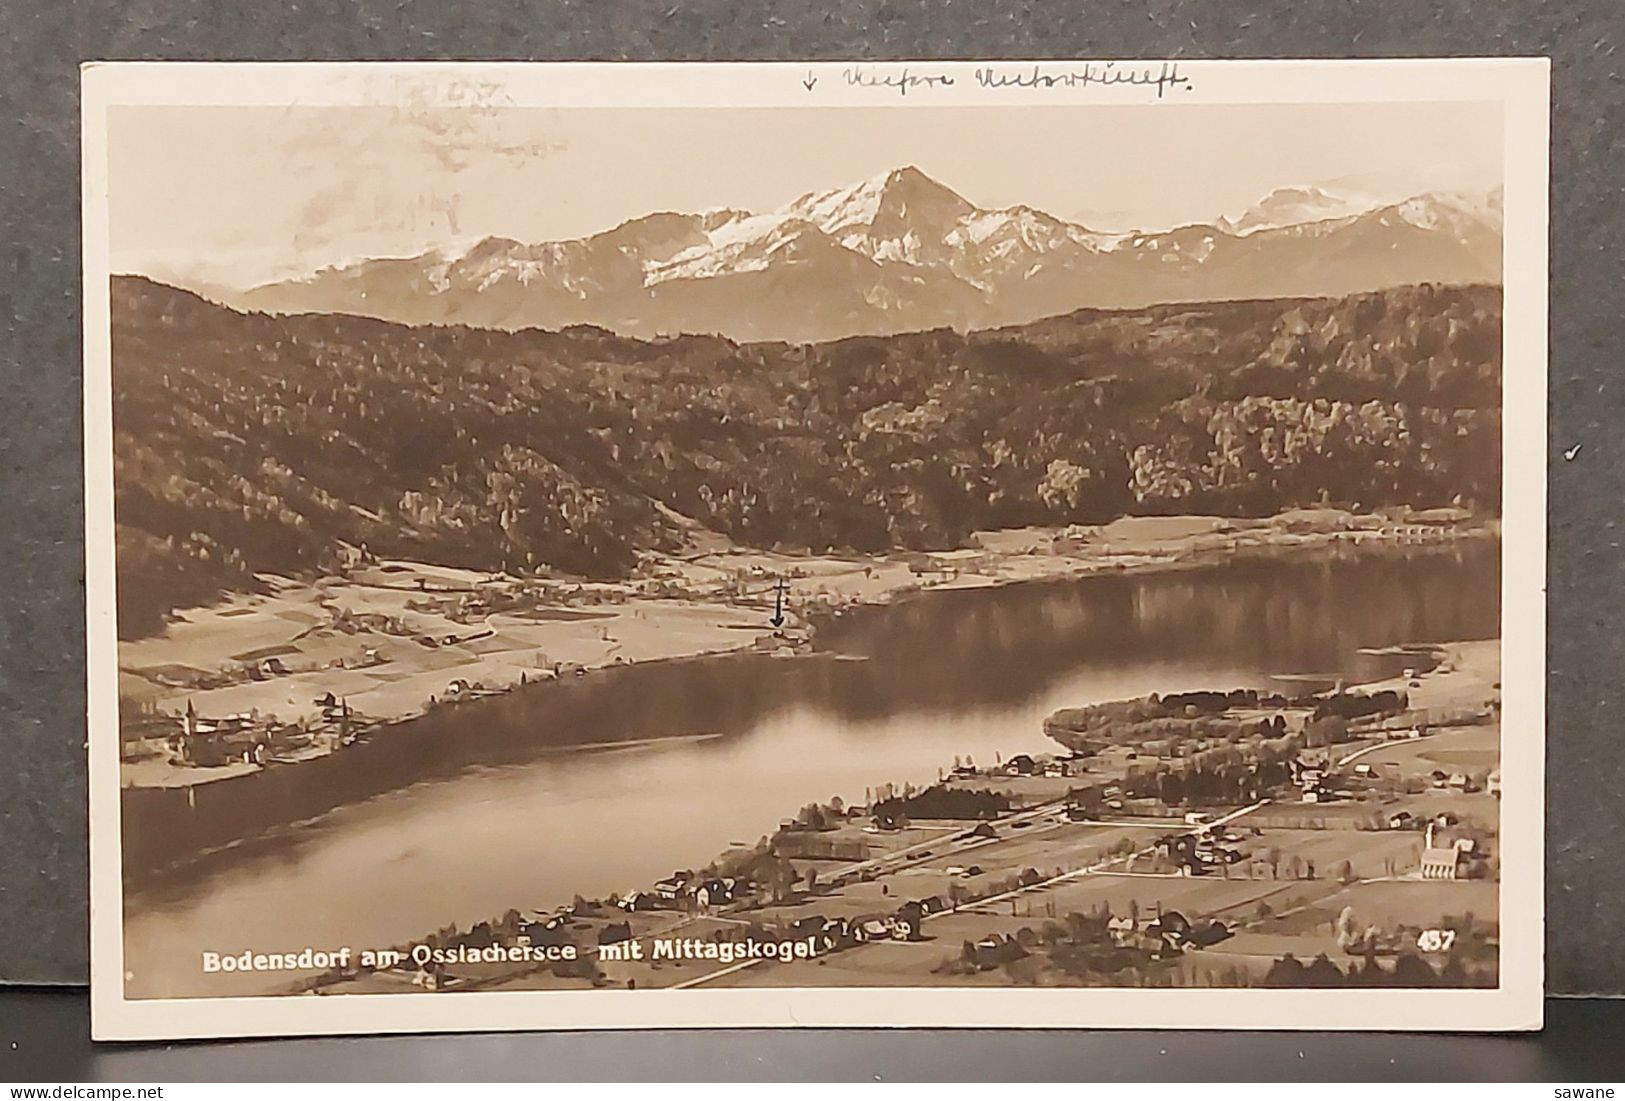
[110,277,1501,636]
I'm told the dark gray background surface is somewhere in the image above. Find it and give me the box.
[0,991,1622,1080]
[1,0,1620,998]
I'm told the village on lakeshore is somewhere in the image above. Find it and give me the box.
[116,506,1491,792]
[258,633,1501,995]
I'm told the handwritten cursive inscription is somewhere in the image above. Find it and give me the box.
[976,62,1192,98]
[842,66,957,96]
[834,62,1193,100]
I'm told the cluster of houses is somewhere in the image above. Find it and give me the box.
[155,695,365,769]
[782,907,928,951]
[1156,828,1250,876]
[961,908,1234,972]
[614,872,754,913]
[447,588,512,623]
[412,627,496,650]
[1107,909,1234,955]
[611,890,944,960]
[245,655,291,681]
[949,752,1087,782]
[613,868,959,958]
[442,677,503,700]
[1294,748,1492,807]
[751,628,810,656]
[311,693,359,744]
[1428,768,1483,794]
[238,638,391,685]
[428,575,665,625]
[1387,808,1465,831]
[173,701,279,767]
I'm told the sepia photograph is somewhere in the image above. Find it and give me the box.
[81,60,1547,1039]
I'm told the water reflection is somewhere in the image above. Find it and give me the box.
[123,541,1498,998]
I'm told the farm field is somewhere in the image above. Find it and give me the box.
[659,650,1502,990]
[1357,726,1501,773]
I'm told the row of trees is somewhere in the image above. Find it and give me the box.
[1046,687,1408,760]
[872,786,1012,821]
[1262,951,1485,987]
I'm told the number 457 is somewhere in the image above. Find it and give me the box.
[1417,928,1458,952]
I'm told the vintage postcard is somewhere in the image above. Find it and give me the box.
[83,59,1548,1039]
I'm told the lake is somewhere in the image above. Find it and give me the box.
[122,539,1499,998]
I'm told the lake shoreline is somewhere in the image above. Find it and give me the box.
[123,509,1495,785]
[118,538,1502,997]
[118,509,1498,795]
[276,635,1501,1000]
[116,511,1499,888]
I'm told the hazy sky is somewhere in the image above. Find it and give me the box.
[107,101,1503,288]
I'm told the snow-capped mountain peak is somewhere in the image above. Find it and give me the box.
[787,165,976,236]
[645,166,986,283]
[1220,186,1379,236]
[1391,190,1503,237]
[231,166,1504,344]
[1223,184,1503,242]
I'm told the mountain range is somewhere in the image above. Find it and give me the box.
[212,167,1503,344]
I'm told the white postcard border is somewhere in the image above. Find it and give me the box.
[83,58,1549,1040]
